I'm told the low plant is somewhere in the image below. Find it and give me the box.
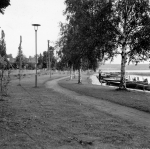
[0,56,11,98]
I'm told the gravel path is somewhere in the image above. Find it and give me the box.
[46,77,150,129]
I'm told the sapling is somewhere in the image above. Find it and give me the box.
[0,56,11,98]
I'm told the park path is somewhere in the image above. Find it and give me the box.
[45,77,150,129]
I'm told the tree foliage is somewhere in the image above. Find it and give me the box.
[58,0,150,88]
[0,30,6,57]
[58,0,115,72]
[0,30,10,69]
[0,55,10,97]
[106,0,150,89]
[0,0,10,14]
[15,49,27,68]
[37,47,56,69]
[38,53,43,68]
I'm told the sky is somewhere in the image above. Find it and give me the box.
[0,0,122,64]
[0,0,148,64]
[0,0,66,58]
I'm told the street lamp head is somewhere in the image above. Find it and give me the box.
[32,24,41,31]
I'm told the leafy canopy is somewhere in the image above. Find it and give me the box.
[0,0,10,14]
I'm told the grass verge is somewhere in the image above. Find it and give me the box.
[58,75,150,113]
[0,74,150,148]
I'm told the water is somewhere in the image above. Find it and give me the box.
[127,75,150,83]
[99,64,150,71]
[98,64,150,83]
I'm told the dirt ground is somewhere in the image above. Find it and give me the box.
[0,74,150,149]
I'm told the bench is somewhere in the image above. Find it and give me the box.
[135,83,148,91]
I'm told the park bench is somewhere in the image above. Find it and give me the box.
[135,81,148,91]
[103,78,120,86]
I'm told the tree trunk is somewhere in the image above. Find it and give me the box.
[119,46,127,90]
[70,65,73,80]
[0,72,2,92]
[78,59,82,84]
[73,70,76,78]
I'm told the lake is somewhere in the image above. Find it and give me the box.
[99,64,150,83]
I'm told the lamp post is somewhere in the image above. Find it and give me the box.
[49,46,54,78]
[47,40,50,77]
[32,24,41,87]
[18,36,22,86]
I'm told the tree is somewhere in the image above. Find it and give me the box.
[15,49,27,68]
[49,46,56,70]
[0,55,11,97]
[104,0,150,89]
[0,53,11,96]
[0,30,11,69]
[0,30,6,57]
[0,28,10,96]
[41,49,56,69]
[59,0,112,83]
[38,53,43,68]
[62,0,150,89]
[42,51,48,69]
[0,0,10,14]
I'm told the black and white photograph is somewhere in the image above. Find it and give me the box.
[0,0,150,148]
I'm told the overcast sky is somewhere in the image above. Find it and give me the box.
[0,0,66,58]
[0,0,149,64]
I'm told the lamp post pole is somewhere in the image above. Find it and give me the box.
[49,47,54,78]
[35,29,37,87]
[32,24,40,88]
[50,48,52,78]
[18,36,22,86]
[47,40,51,78]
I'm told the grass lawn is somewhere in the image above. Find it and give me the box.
[58,75,150,113]
[1,73,150,148]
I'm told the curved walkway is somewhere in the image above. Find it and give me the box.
[45,77,150,128]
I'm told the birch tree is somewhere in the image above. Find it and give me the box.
[108,0,150,89]
[60,0,150,88]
